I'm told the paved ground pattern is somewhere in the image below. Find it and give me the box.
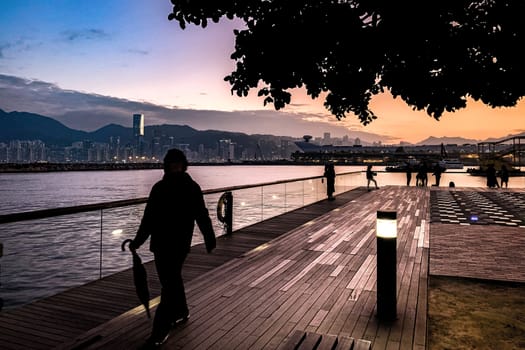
[430,190,525,227]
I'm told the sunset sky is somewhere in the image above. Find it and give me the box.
[1,0,523,143]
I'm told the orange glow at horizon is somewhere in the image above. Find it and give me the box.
[282,88,524,144]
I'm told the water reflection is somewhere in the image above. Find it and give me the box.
[1,169,523,310]
[0,173,359,310]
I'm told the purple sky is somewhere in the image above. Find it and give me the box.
[1,0,523,143]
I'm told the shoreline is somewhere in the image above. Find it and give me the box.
[0,160,366,173]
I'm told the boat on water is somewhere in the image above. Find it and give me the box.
[385,163,410,172]
[385,157,419,172]
[438,158,464,169]
[467,167,524,176]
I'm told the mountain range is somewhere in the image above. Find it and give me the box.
[1,108,522,147]
[0,109,291,149]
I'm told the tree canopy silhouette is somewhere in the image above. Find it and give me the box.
[167,0,524,125]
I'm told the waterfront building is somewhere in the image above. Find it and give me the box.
[218,139,235,161]
[132,113,145,156]
[323,132,331,145]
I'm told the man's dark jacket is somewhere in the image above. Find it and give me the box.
[132,172,216,254]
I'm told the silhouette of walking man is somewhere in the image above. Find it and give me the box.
[130,148,216,348]
[366,165,379,191]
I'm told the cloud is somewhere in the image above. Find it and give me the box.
[0,37,37,59]
[0,74,391,142]
[0,43,11,58]
[127,48,149,55]
[61,29,110,42]
[302,116,326,123]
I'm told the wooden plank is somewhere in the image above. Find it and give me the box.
[316,334,338,350]
[296,332,322,350]
[0,186,472,349]
[334,335,354,350]
[354,338,373,350]
[280,329,306,350]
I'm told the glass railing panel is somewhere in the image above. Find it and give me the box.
[0,171,363,310]
[261,183,287,221]
[283,180,306,212]
[334,172,361,194]
[303,178,320,205]
[230,187,263,231]
[0,213,101,310]
[100,204,151,278]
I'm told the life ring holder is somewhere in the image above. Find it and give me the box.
[217,191,233,234]
[217,192,228,224]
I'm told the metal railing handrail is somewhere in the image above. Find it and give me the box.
[0,170,362,224]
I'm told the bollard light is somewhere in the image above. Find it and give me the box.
[376,212,397,238]
[376,210,397,321]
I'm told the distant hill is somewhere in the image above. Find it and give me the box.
[0,109,88,145]
[2,108,521,149]
[418,133,525,145]
[0,109,293,151]
[416,136,480,145]
[88,123,131,143]
[483,132,525,143]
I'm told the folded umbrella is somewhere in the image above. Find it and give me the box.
[121,239,151,319]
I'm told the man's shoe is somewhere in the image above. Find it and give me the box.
[141,333,169,349]
[172,313,190,327]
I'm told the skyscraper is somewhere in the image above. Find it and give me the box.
[133,114,145,156]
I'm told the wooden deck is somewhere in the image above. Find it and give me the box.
[55,186,431,350]
[2,186,523,349]
[0,187,368,349]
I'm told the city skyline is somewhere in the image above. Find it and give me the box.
[1,1,524,144]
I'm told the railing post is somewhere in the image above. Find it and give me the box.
[99,209,103,279]
[225,192,233,235]
[302,181,304,207]
[261,186,264,221]
[0,242,3,311]
[284,183,287,213]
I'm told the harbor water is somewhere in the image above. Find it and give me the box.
[0,165,523,310]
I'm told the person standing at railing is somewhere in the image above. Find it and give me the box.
[486,163,500,188]
[405,163,412,186]
[499,165,509,188]
[323,163,336,200]
[129,148,216,348]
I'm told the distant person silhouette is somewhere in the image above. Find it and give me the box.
[416,162,428,187]
[486,163,499,188]
[432,163,444,186]
[366,165,379,191]
[129,148,216,347]
[323,163,336,200]
[499,165,509,188]
[405,163,412,186]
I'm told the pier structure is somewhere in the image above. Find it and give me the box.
[1,186,524,349]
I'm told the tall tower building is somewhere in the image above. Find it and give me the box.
[323,132,331,145]
[133,114,145,156]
